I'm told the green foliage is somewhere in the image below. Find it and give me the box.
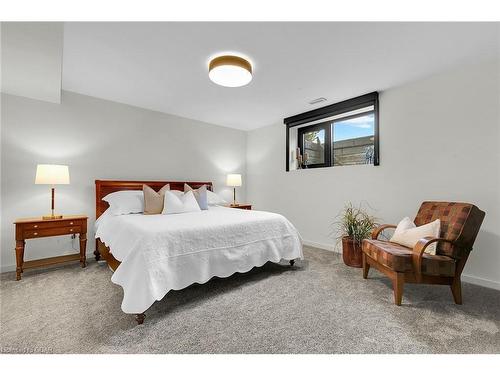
[334,202,378,244]
[304,131,320,143]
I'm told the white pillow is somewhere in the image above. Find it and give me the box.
[162,190,201,215]
[393,216,414,233]
[390,217,441,255]
[170,190,184,197]
[207,190,227,206]
[102,190,143,215]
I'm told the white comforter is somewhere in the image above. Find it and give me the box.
[95,206,303,313]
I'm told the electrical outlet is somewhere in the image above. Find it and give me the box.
[71,234,76,239]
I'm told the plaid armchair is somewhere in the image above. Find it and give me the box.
[362,202,485,305]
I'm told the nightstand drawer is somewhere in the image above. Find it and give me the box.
[23,220,82,230]
[24,226,81,239]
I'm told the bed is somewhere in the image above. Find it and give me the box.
[94,180,303,324]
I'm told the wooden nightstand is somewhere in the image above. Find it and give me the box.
[227,203,252,210]
[14,215,88,280]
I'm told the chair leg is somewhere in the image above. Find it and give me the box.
[393,272,404,306]
[362,253,370,279]
[451,256,467,305]
[451,277,463,305]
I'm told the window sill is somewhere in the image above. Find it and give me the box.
[287,163,378,172]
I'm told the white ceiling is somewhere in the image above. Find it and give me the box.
[2,22,64,103]
[62,22,499,130]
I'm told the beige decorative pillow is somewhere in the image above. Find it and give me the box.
[390,218,441,255]
[184,183,208,210]
[143,184,170,215]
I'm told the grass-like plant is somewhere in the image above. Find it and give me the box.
[334,202,378,244]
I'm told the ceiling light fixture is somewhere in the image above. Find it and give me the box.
[208,55,252,87]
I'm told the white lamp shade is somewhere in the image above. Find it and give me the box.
[226,174,242,187]
[35,164,70,185]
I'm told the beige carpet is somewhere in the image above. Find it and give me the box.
[0,247,499,353]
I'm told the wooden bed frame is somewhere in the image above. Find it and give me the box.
[95,179,296,325]
[94,179,213,324]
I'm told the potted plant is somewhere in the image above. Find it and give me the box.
[334,202,378,268]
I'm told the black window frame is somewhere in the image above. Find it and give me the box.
[297,120,331,169]
[284,92,379,171]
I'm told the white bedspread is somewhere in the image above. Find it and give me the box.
[95,206,303,313]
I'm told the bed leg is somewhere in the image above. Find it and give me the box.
[94,239,101,261]
[289,259,295,267]
[135,313,145,325]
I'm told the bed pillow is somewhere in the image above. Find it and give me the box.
[143,184,170,215]
[168,190,184,197]
[184,184,208,210]
[162,190,201,215]
[102,190,144,215]
[390,217,441,255]
[207,190,227,206]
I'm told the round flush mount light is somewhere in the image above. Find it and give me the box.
[208,55,252,87]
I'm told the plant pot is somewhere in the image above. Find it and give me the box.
[342,236,363,268]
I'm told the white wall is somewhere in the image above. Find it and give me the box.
[0,91,247,270]
[1,22,63,103]
[247,58,500,290]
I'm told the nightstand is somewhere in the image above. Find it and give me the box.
[13,215,88,280]
[227,203,252,210]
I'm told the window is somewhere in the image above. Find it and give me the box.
[284,92,379,171]
[333,111,375,166]
[297,122,330,168]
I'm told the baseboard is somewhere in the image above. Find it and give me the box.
[462,274,500,291]
[302,239,341,254]
[1,263,15,273]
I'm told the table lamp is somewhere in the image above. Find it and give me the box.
[226,174,242,206]
[35,164,70,220]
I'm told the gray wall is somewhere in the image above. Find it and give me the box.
[0,91,247,270]
[1,52,498,290]
[247,58,500,289]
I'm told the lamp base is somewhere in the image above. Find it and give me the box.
[42,214,63,220]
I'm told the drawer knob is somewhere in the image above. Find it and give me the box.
[34,225,38,228]
[33,232,38,236]
[70,222,73,225]
[69,229,73,232]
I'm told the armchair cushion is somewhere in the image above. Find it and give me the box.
[414,202,485,258]
[363,239,456,276]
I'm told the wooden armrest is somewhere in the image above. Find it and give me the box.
[371,224,397,240]
[412,237,455,281]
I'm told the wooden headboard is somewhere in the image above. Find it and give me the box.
[95,180,213,219]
